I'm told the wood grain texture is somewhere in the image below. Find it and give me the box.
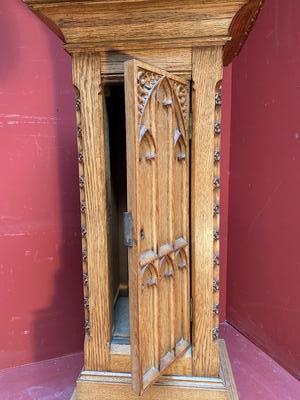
[125,59,191,394]
[100,48,192,79]
[191,46,223,377]
[72,340,237,400]
[72,52,111,371]
[23,0,264,65]
[110,345,192,375]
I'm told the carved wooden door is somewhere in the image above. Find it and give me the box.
[125,60,191,395]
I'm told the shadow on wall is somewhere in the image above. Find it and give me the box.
[0,0,84,371]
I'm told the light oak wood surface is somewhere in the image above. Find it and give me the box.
[72,53,111,371]
[191,46,223,377]
[72,340,237,400]
[23,0,264,66]
[21,1,263,399]
[125,59,191,394]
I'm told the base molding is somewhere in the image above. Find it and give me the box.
[71,340,238,400]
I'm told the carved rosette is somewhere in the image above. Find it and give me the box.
[75,85,90,337]
[212,80,222,341]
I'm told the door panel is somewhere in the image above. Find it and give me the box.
[125,60,190,395]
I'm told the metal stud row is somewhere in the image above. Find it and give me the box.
[213,82,222,342]
[76,89,90,337]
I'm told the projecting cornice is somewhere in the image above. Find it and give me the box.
[23,0,264,65]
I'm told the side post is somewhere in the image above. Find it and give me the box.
[72,52,111,371]
[191,46,223,377]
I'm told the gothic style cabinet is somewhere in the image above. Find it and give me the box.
[24,1,264,399]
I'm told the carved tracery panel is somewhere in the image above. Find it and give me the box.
[125,60,190,394]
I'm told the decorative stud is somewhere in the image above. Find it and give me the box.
[164,270,174,278]
[213,230,219,241]
[215,92,222,106]
[213,254,220,266]
[174,128,183,144]
[213,279,220,292]
[214,150,221,162]
[82,249,87,262]
[162,98,173,106]
[177,152,186,161]
[80,201,86,214]
[212,326,219,341]
[76,97,81,112]
[83,272,88,286]
[213,304,219,316]
[84,297,89,309]
[77,126,82,137]
[146,277,157,287]
[214,204,220,216]
[79,176,84,189]
[214,122,221,135]
[84,319,90,335]
[178,259,187,270]
[213,177,220,189]
[78,151,83,163]
[81,226,87,238]
[145,151,156,161]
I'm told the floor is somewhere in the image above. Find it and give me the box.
[0,323,299,400]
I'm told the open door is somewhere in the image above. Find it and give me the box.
[125,60,191,395]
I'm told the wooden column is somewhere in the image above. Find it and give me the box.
[191,46,223,377]
[72,52,111,371]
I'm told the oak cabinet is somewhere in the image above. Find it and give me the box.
[23,1,264,399]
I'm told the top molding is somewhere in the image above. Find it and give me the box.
[23,0,264,65]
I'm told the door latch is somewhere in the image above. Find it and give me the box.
[123,212,134,247]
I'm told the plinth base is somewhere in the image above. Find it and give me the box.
[71,340,238,400]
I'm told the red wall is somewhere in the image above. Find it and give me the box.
[0,0,84,369]
[227,0,300,379]
[0,0,231,368]
[220,65,232,322]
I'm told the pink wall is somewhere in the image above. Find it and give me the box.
[0,0,84,369]
[0,0,231,368]
[227,0,300,380]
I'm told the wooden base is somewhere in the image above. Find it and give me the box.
[71,340,238,400]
